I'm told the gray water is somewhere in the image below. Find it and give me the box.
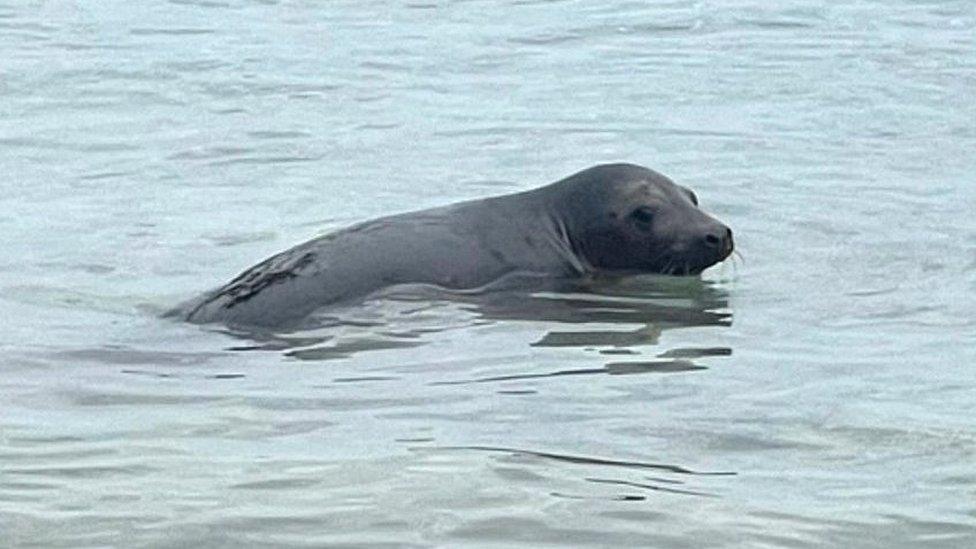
[2,0,975,547]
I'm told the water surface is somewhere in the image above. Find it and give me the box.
[2,0,975,547]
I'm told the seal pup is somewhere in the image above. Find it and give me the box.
[174,163,733,327]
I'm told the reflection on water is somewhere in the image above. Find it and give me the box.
[205,275,732,374]
[424,445,737,498]
[430,359,707,385]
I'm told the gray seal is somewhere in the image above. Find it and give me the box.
[175,163,733,327]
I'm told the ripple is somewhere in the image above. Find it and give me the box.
[285,338,425,361]
[434,446,735,476]
[202,230,278,247]
[508,32,585,46]
[168,0,231,7]
[585,477,714,497]
[246,130,312,140]
[657,347,732,359]
[530,325,660,347]
[65,391,227,407]
[431,359,708,385]
[331,376,400,384]
[56,347,224,366]
[209,154,322,166]
[5,463,156,479]
[130,28,216,36]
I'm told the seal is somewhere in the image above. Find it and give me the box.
[175,163,733,327]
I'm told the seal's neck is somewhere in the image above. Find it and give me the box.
[541,209,593,276]
[510,185,594,276]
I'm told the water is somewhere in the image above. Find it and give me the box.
[2,0,975,546]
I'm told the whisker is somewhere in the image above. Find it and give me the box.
[646,249,671,270]
[663,259,674,275]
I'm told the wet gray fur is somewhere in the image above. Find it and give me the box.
[174,163,733,327]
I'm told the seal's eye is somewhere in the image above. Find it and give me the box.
[630,206,654,226]
[686,190,699,206]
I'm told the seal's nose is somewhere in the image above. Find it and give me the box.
[703,226,734,258]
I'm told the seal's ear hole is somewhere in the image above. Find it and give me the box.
[630,206,655,226]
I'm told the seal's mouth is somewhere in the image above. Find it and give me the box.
[655,237,734,277]
[668,265,705,276]
[658,262,707,276]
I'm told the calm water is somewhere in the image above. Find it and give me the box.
[2,1,975,547]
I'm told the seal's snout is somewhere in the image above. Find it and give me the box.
[703,225,734,257]
[698,221,735,269]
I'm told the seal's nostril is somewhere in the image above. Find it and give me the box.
[704,233,721,247]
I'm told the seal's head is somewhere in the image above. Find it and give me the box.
[550,163,734,276]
